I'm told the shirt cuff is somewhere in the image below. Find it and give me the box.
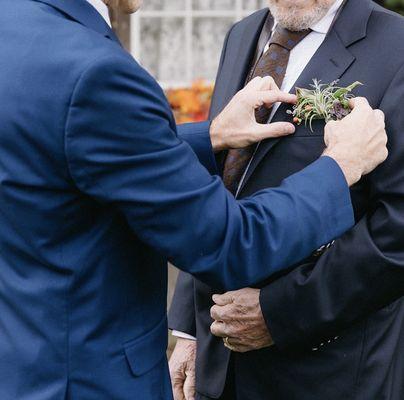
[172,330,197,341]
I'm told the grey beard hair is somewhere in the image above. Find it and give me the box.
[267,1,333,31]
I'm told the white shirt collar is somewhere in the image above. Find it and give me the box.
[86,0,112,27]
[310,0,344,34]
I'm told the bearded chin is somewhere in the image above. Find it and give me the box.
[268,1,331,31]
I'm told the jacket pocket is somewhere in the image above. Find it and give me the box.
[124,317,168,377]
[293,118,326,137]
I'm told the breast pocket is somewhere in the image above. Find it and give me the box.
[293,118,326,137]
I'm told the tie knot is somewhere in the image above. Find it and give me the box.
[270,25,311,50]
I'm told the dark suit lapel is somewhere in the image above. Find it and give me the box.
[31,0,121,44]
[213,9,270,172]
[239,0,374,192]
[219,9,270,115]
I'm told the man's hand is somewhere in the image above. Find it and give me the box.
[323,97,388,186]
[210,76,297,152]
[210,288,273,353]
[169,338,197,400]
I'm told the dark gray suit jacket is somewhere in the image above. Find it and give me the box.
[169,1,404,399]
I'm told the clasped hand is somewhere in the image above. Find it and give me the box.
[210,288,273,353]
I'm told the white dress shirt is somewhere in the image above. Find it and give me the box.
[173,0,344,342]
[270,0,344,95]
[86,0,112,27]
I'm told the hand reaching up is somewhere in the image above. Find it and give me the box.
[210,76,297,151]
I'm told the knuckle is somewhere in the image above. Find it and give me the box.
[326,120,338,130]
[357,96,368,105]
[250,76,261,85]
[375,109,385,119]
[173,378,184,387]
[210,322,217,334]
[373,110,385,125]
[222,325,231,337]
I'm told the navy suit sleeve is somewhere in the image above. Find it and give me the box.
[260,63,404,350]
[64,54,354,291]
[177,122,218,175]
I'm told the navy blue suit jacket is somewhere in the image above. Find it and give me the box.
[169,1,404,399]
[0,1,354,399]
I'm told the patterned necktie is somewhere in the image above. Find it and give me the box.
[222,25,311,195]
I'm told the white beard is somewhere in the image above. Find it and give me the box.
[267,0,334,31]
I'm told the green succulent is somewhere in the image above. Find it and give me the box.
[289,80,363,132]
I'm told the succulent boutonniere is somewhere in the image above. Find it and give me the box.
[287,79,363,132]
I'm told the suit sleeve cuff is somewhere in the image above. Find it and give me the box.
[177,121,218,175]
[259,278,306,350]
[319,155,354,241]
[171,330,197,341]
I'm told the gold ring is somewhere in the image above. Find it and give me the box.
[224,337,230,347]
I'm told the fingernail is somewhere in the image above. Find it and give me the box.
[286,124,296,134]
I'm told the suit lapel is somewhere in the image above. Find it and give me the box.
[31,0,121,44]
[220,10,270,115]
[239,0,374,192]
[213,9,270,172]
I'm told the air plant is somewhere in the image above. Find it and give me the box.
[288,80,363,132]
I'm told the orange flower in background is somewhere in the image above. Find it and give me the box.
[166,80,214,124]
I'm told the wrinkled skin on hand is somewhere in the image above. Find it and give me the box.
[210,288,274,353]
[210,76,297,152]
[169,338,197,400]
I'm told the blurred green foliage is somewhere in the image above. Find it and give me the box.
[379,0,404,14]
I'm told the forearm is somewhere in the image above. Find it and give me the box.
[66,55,354,291]
[173,155,353,290]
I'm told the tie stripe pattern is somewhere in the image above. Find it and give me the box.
[222,25,311,195]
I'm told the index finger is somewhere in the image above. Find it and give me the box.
[349,96,370,111]
[259,91,297,107]
[259,76,280,92]
[212,292,234,306]
[210,303,234,322]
